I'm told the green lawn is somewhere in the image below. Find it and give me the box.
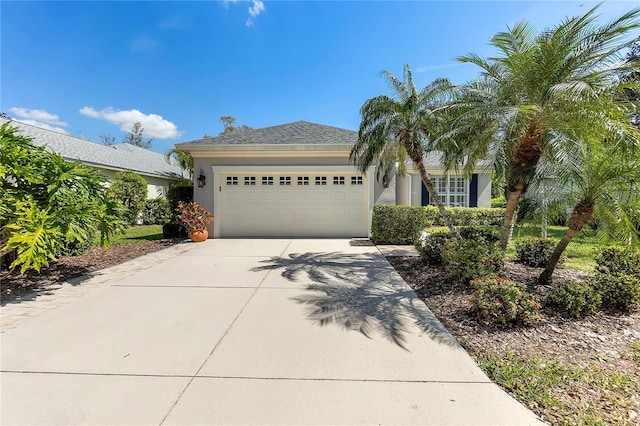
[98,225,165,246]
[476,350,639,425]
[424,224,611,272]
[510,225,604,271]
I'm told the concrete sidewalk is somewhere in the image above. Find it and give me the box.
[1,239,545,425]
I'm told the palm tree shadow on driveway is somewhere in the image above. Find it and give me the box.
[251,252,458,351]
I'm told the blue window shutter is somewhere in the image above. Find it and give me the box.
[470,174,478,207]
[421,183,429,206]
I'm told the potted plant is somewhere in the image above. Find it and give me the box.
[175,201,214,242]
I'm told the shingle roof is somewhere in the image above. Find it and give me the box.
[179,121,358,146]
[1,118,182,179]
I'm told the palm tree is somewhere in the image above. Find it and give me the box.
[444,5,640,251]
[165,147,194,180]
[350,65,460,237]
[538,136,640,284]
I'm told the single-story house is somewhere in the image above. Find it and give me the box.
[177,121,491,238]
[1,117,182,198]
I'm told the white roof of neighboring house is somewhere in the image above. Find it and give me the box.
[1,117,182,179]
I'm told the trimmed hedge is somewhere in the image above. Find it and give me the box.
[372,205,505,244]
[143,198,172,225]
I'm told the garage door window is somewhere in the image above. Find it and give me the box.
[298,176,309,186]
[333,176,345,185]
[226,176,238,186]
[279,176,291,186]
[262,176,274,186]
[244,176,256,186]
[315,176,327,185]
[351,176,363,185]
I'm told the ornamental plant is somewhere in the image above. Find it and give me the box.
[0,123,127,273]
[470,275,541,327]
[175,201,213,231]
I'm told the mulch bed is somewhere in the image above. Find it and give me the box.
[1,240,181,302]
[387,256,640,375]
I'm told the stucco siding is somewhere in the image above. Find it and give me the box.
[477,174,492,208]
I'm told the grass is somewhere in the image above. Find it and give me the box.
[97,225,165,246]
[424,224,612,272]
[511,225,604,271]
[476,351,639,425]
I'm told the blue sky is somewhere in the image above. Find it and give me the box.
[2,0,638,154]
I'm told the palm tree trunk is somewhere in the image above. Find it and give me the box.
[415,160,461,239]
[499,184,524,251]
[539,199,595,285]
[538,228,579,285]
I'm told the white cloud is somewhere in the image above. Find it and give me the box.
[246,0,265,26]
[79,106,180,139]
[222,0,240,9]
[9,107,70,133]
[129,35,161,54]
[221,0,265,26]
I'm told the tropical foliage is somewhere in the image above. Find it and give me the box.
[0,123,127,272]
[538,137,640,284]
[444,5,640,251]
[350,65,460,237]
[165,147,194,180]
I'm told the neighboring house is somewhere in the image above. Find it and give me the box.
[178,120,491,238]
[1,117,182,199]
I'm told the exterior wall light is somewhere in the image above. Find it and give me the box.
[197,169,206,188]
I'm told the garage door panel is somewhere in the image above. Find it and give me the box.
[219,172,369,238]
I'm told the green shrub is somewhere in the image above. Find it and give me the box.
[108,171,147,225]
[458,226,500,243]
[491,196,507,208]
[167,184,194,219]
[142,198,172,225]
[55,237,94,257]
[515,237,558,268]
[371,205,505,244]
[594,274,640,313]
[442,239,504,284]
[371,205,428,244]
[415,231,453,266]
[425,206,505,227]
[547,281,601,317]
[595,247,640,276]
[1,123,127,272]
[471,276,541,326]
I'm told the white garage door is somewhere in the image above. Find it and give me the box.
[219,172,369,237]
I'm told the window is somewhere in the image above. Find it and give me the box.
[333,176,345,185]
[315,176,327,186]
[226,176,238,186]
[279,176,291,186]
[262,176,274,186]
[298,176,309,186]
[351,176,363,185]
[428,176,467,207]
[244,176,256,186]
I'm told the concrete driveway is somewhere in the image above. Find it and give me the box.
[1,239,545,425]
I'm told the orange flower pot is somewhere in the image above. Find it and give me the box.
[189,229,208,242]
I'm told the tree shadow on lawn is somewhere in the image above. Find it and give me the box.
[252,252,459,351]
